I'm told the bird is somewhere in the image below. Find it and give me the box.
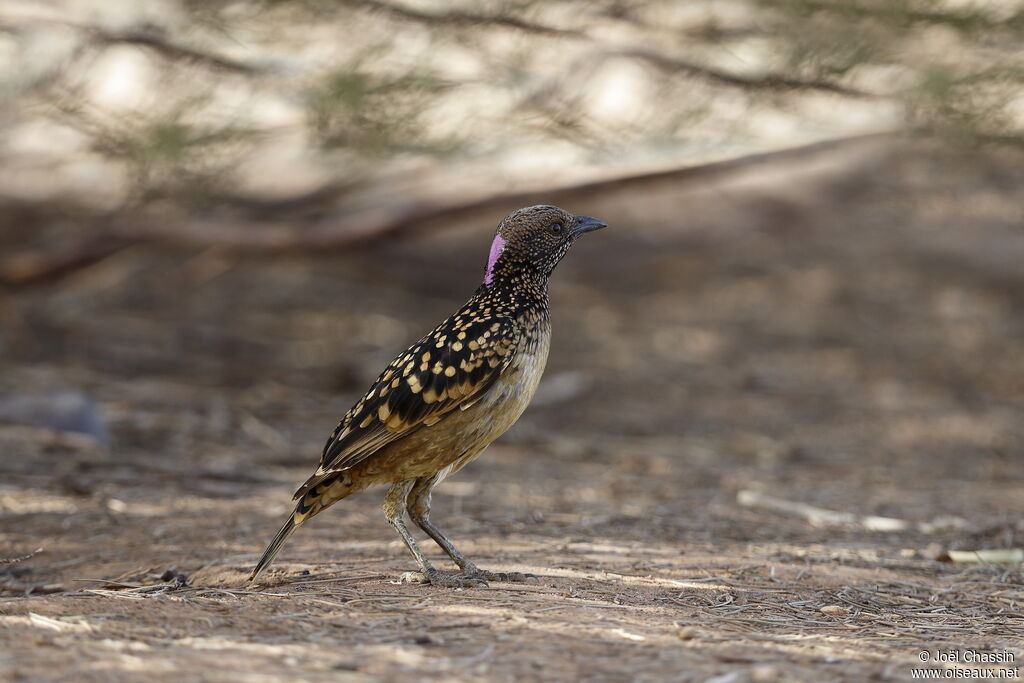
[249,205,607,586]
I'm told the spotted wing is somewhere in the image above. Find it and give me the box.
[300,313,518,492]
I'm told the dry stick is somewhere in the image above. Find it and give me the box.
[737,490,918,532]
[0,548,43,564]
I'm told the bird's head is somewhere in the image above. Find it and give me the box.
[483,205,607,286]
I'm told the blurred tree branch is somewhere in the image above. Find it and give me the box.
[777,0,1024,34]
[345,0,584,37]
[618,49,874,98]
[0,17,263,75]
[0,132,893,288]
[91,26,263,75]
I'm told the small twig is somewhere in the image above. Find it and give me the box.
[0,548,42,565]
[738,490,924,532]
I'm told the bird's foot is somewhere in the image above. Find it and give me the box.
[461,565,537,584]
[399,569,488,588]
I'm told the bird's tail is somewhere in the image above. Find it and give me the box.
[249,472,357,582]
[249,513,300,582]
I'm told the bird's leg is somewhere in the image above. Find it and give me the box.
[406,475,534,584]
[382,481,485,588]
[406,475,472,569]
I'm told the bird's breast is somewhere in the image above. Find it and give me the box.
[352,320,550,482]
[476,322,551,438]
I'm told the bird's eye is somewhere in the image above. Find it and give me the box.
[549,222,563,235]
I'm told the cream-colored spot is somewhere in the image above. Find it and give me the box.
[378,404,391,421]
[444,366,456,377]
[452,342,463,351]
[468,340,479,350]
[359,414,374,428]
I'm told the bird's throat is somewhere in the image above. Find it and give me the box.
[483,233,507,285]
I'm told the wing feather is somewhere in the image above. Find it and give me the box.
[301,310,518,493]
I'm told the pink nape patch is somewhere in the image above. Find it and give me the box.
[484,233,506,284]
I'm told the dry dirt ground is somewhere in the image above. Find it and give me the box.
[2,140,1024,681]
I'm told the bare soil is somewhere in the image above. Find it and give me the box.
[2,140,1024,681]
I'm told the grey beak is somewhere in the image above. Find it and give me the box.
[572,216,607,235]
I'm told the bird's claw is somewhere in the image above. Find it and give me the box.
[399,570,488,588]
[471,569,537,584]
[459,564,537,583]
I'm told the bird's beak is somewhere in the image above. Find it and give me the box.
[572,216,607,236]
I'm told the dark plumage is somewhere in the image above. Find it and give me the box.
[250,205,607,586]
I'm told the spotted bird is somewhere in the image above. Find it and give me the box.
[250,205,607,586]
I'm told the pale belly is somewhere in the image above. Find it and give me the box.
[352,332,551,483]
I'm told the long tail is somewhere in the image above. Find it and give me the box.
[249,514,300,582]
[249,471,357,582]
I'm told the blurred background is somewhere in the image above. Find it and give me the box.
[1,0,1024,676]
